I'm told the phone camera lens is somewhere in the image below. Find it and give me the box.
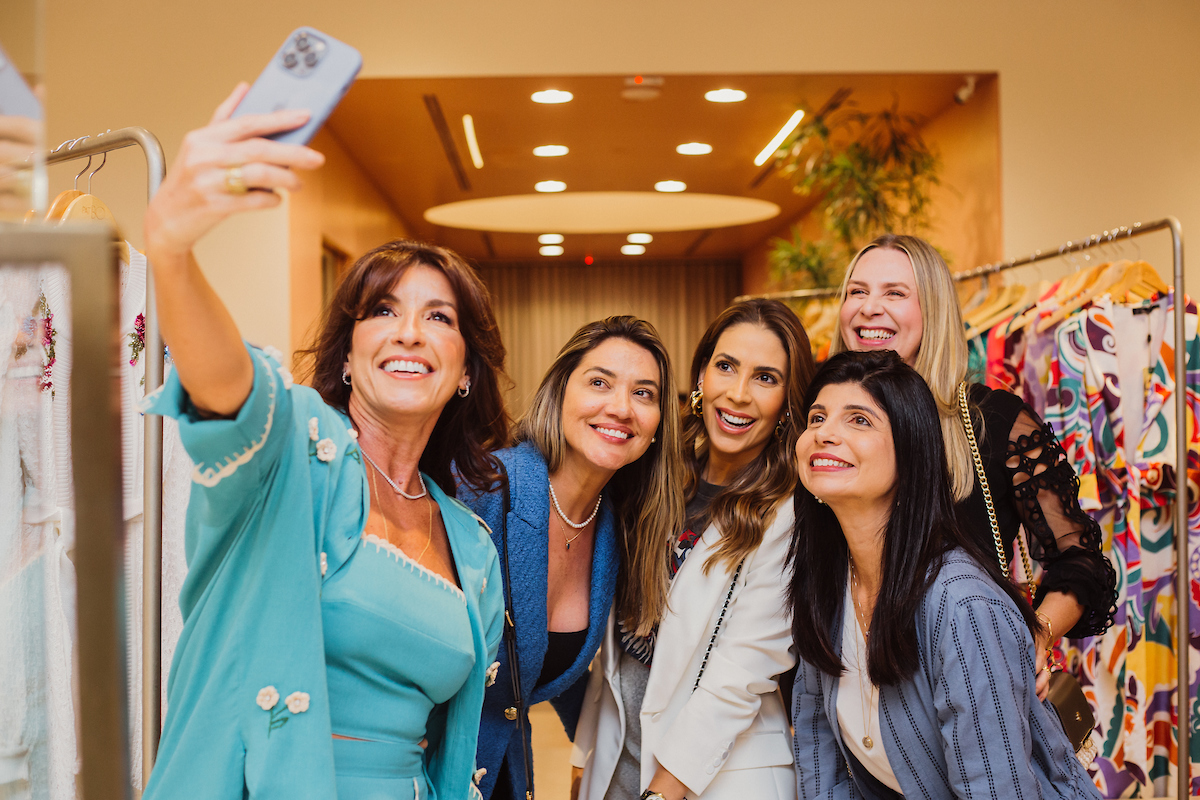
[304,52,318,67]
[283,52,298,69]
[296,34,310,51]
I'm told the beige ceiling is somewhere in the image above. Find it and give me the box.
[325,73,967,261]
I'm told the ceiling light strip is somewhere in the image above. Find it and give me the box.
[462,115,484,170]
[422,94,471,191]
[753,110,805,167]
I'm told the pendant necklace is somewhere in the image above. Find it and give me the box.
[850,557,876,750]
[554,513,585,551]
[548,479,601,536]
[362,450,428,500]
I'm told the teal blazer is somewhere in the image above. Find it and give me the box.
[142,344,503,800]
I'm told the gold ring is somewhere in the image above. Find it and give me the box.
[225,165,248,195]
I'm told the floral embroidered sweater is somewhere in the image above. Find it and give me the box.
[140,343,503,800]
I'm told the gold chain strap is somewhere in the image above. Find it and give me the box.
[957,381,1035,601]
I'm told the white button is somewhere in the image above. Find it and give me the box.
[706,766,715,775]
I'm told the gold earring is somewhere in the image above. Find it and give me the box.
[689,387,703,416]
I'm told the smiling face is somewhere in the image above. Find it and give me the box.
[560,336,662,476]
[345,264,469,428]
[797,382,897,511]
[839,247,924,364]
[700,322,789,475]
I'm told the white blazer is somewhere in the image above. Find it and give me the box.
[572,499,797,800]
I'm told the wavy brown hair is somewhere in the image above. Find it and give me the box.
[298,240,510,497]
[518,316,685,636]
[683,299,816,572]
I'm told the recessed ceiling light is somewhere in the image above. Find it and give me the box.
[461,115,484,169]
[540,245,564,256]
[535,180,567,193]
[621,244,646,255]
[676,142,712,155]
[754,110,806,166]
[538,234,564,244]
[654,180,686,193]
[532,89,573,104]
[533,145,569,157]
[705,88,746,103]
[627,233,653,244]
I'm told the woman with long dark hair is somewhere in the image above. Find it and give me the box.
[789,349,1100,798]
[573,299,815,800]
[464,316,685,800]
[832,234,1116,696]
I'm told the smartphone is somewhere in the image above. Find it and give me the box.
[230,27,361,145]
[0,41,42,120]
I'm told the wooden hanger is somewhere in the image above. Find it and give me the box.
[964,282,1034,340]
[1036,260,1130,333]
[60,193,130,264]
[964,282,1024,331]
[44,189,83,221]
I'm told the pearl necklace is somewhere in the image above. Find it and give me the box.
[548,480,601,530]
[362,451,428,500]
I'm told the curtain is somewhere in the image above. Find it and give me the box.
[477,259,741,415]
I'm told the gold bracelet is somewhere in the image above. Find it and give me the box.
[1035,611,1054,649]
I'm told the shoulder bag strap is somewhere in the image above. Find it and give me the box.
[692,559,744,693]
[495,461,534,800]
[957,380,1034,599]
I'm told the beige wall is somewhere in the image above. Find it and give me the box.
[42,0,1200,344]
[288,127,409,361]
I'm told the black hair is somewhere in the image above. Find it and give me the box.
[787,349,1039,685]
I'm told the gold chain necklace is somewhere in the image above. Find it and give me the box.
[849,557,876,750]
[369,462,433,563]
[555,511,586,551]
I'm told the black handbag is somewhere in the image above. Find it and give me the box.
[495,461,535,800]
[957,383,1096,760]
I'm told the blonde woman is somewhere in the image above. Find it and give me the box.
[832,233,1117,696]
[573,299,816,800]
[463,317,685,800]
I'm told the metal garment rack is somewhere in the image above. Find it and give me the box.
[743,217,1191,798]
[46,126,167,786]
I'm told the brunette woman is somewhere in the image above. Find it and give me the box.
[464,317,686,800]
[790,349,1100,798]
[833,233,1117,695]
[140,84,506,800]
[573,299,815,800]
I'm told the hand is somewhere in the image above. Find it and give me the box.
[144,82,325,262]
[1034,629,1051,701]
[647,767,690,800]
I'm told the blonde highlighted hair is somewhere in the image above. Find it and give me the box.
[517,316,685,637]
[829,234,975,501]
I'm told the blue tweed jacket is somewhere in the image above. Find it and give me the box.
[792,550,1101,800]
[460,441,619,800]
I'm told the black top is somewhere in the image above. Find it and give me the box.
[957,383,1118,638]
[535,629,589,689]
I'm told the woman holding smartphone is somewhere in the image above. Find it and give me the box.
[463,316,685,800]
[141,85,506,800]
[572,299,815,800]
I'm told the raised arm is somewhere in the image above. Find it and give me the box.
[144,83,325,416]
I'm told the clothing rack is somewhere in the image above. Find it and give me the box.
[46,126,167,784]
[741,217,1190,798]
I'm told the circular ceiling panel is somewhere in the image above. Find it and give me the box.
[423,191,780,234]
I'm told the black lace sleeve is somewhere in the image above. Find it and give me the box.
[1005,410,1118,638]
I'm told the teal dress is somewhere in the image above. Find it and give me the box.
[141,344,503,800]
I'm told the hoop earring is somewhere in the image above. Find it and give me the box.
[457,377,471,398]
[689,388,703,416]
[342,370,351,386]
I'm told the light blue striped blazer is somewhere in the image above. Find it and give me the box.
[791,550,1101,799]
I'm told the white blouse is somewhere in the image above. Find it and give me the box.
[836,577,903,794]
